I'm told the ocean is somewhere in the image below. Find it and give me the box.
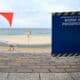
[0,28,51,36]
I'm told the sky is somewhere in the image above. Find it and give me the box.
[0,0,80,28]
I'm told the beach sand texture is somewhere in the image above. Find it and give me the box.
[0,36,51,45]
[0,36,51,51]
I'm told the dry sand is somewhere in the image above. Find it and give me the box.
[0,35,51,51]
[0,36,51,45]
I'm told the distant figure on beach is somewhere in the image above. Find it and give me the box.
[27,31,32,45]
[8,42,15,51]
[9,45,15,51]
[27,31,32,38]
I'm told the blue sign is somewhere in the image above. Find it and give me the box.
[52,12,80,56]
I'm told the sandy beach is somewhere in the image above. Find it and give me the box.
[0,36,51,45]
[0,35,51,51]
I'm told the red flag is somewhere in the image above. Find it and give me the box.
[0,12,14,27]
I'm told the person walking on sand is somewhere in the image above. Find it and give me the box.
[27,31,32,46]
